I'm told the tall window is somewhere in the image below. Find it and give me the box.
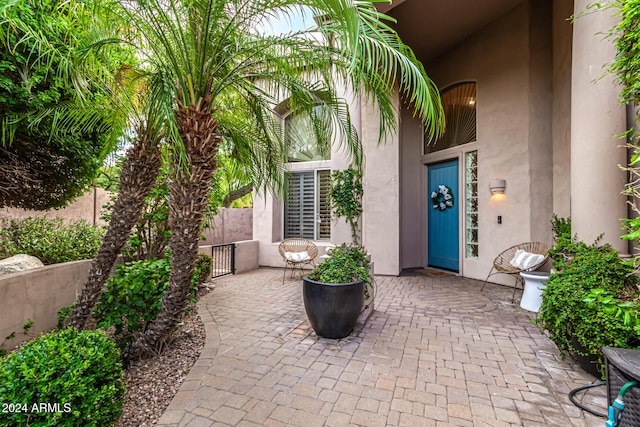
[425,82,477,154]
[465,151,478,258]
[284,170,331,240]
[285,106,331,162]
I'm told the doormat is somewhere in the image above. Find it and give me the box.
[414,268,456,277]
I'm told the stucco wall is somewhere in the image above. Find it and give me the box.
[400,109,425,269]
[399,1,556,283]
[361,94,401,275]
[552,0,573,218]
[234,240,259,274]
[2,192,252,247]
[0,260,92,351]
[200,208,253,245]
[571,0,628,252]
[527,0,554,246]
[1,188,113,226]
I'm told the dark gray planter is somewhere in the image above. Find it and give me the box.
[302,276,364,339]
[570,333,601,378]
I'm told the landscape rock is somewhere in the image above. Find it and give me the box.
[0,254,45,276]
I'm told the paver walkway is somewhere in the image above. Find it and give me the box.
[156,268,607,426]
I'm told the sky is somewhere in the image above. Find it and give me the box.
[256,6,315,36]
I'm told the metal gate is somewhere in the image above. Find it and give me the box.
[210,243,235,279]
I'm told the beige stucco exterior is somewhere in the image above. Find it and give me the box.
[570,0,629,253]
[252,0,635,286]
[3,190,253,248]
[397,1,559,282]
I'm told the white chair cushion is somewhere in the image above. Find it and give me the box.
[285,251,310,262]
[510,250,545,270]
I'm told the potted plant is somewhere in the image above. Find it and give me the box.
[301,167,373,339]
[303,244,372,338]
[536,217,640,377]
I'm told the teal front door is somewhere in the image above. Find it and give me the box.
[428,160,459,271]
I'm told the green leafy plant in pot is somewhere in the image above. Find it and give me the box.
[302,168,372,339]
[304,244,372,338]
[536,218,640,377]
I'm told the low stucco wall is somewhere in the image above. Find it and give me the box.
[234,240,259,274]
[1,240,259,352]
[0,260,92,351]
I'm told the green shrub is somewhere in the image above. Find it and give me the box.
[550,214,571,240]
[93,257,198,347]
[0,328,125,427]
[0,217,104,264]
[308,244,371,286]
[195,253,212,284]
[537,241,640,376]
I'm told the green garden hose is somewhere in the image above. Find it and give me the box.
[607,380,640,427]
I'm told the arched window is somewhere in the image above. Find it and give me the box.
[285,106,331,162]
[425,82,477,154]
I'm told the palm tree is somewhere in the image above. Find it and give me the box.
[98,0,443,361]
[66,120,163,329]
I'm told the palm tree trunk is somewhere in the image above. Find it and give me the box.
[66,129,161,330]
[124,95,219,362]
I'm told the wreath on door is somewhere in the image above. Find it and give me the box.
[431,185,454,211]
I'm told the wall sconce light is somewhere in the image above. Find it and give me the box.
[489,179,506,195]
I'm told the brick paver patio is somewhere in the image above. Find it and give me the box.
[156,268,607,426]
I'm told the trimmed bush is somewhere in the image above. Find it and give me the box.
[0,217,104,264]
[0,328,125,427]
[195,253,212,284]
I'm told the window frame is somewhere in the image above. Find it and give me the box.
[283,168,331,241]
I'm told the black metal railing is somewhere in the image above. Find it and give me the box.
[210,243,235,279]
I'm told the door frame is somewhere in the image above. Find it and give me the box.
[421,142,478,275]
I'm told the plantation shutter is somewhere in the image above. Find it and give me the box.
[285,171,315,239]
[285,169,331,240]
[317,170,331,239]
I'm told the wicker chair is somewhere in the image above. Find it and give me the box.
[278,238,319,283]
[480,241,550,301]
